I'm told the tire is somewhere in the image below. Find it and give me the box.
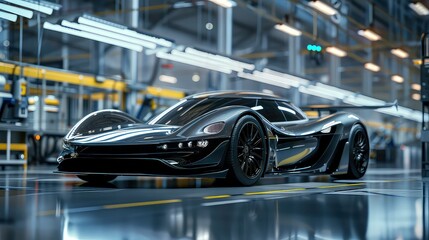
[342,124,370,179]
[77,174,117,183]
[226,115,267,186]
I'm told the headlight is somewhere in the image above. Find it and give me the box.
[203,122,225,134]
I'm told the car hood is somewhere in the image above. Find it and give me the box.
[66,124,180,145]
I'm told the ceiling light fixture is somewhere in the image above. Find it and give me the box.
[184,48,255,70]
[43,22,143,52]
[412,93,421,101]
[274,23,302,36]
[78,15,173,48]
[3,0,54,15]
[409,2,429,15]
[326,46,347,57]
[391,75,404,83]
[411,83,421,91]
[298,86,338,101]
[192,74,200,82]
[364,62,381,72]
[357,29,381,41]
[61,20,157,49]
[0,10,17,22]
[159,75,177,84]
[308,0,338,16]
[156,52,232,74]
[237,72,291,89]
[391,48,409,58]
[208,0,237,8]
[0,3,33,19]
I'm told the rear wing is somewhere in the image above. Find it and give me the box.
[300,100,398,117]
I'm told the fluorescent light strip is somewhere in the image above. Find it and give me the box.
[357,29,381,41]
[308,84,353,99]
[326,46,347,57]
[3,0,53,15]
[274,23,302,37]
[409,2,429,15]
[0,3,33,19]
[315,83,354,96]
[61,20,156,49]
[0,10,17,22]
[185,48,255,70]
[252,72,292,88]
[391,48,409,58]
[175,50,244,72]
[43,22,143,52]
[159,75,177,84]
[364,62,380,72]
[392,75,404,83]
[78,17,173,48]
[253,71,300,87]
[237,72,291,89]
[156,52,232,74]
[208,0,237,8]
[262,68,309,85]
[25,0,61,10]
[308,0,338,16]
[298,86,337,101]
[344,94,386,106]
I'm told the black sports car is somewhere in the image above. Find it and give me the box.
[57,91,377,186]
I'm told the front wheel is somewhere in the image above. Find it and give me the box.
[77,174,117,183]
[226,115,267,186]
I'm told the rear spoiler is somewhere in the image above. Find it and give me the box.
[300,100,398,116]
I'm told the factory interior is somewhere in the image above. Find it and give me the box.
[0,0,429,239]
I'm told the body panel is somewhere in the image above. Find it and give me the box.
[57,91,367,179]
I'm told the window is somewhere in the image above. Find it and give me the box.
[254,100,286,122]
[276,101,306,121]
[150,98,256,126]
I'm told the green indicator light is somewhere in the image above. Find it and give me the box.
[316,46,322,52]
[307,45,312,51]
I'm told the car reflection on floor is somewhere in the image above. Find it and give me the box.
[0,165,426,240]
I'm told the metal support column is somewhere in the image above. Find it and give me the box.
[217,6,232,90]
[391,59,398,101]
[420,33,429,179]
[329,55,341,86]
[363,47,373,95]
[288,23,302,75]
[363,70,373,95]
[124,0,139,115]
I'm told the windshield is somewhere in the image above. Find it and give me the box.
[149,98,256,126]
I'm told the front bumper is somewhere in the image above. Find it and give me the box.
[57,139,229,177]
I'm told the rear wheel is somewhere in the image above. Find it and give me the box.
[226,115,267,186]
[349,125,370,178]
[337,124,369,179]
[77,174,117,183]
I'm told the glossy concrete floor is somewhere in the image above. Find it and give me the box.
[0,159,428,240]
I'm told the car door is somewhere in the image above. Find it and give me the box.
[254,100,317,168]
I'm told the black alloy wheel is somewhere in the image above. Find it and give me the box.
[347,124,370,179]
[226,115,267,186]
[77,174,117,183]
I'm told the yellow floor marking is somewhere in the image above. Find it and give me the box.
[382,179,418,183]
[203,195,231,199]
[244,188,306,196]
[317,183,365,189]
[103,199,182,209]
